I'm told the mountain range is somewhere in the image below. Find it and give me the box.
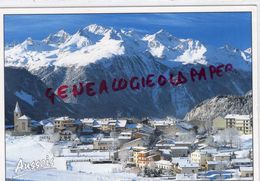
[4,24,252,123]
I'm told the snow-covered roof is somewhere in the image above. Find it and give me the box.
[14,102,21,113]
[151,120,174,126]
[44,122,54,127]
[147,154,159,159]
[127,137,143,143]
[172,157,199,168]
[55,116,74,121]
[175,141,193,145]
[118,132,132,139]
[171,146,189,150]
[139,150,150,154]
[213,152,232,157]
[231,158,252,163]
[73,119,82,125]
[81,118,95,124]
[138,124,155,134]
[118,136,131,140]
[240,166,253,172]
[155,160,172,166]
[96,138,114,143]
[18,115,31,120]
[193,148,217,155]
[131,146,148,151]
[115,120,127,128]
[225,114,251,120]
[207,161,228,165]
[39,118,54,126]
[156,143,175,147]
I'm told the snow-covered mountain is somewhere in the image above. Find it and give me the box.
[5,67,79,123]
[4,24,252,119]
[5,24,252,71]
[184,90,252,123]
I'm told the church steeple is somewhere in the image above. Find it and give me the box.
[14,102,22,132]
[14,102,21,113]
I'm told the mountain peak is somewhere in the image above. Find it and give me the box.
[156,29,169,34]
[84,24,110,35]
[43,29,70,45]
[54,29,69,37]
[244,48,252,54]
[23,37,33,45]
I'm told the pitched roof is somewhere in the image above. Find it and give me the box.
[18,115,31,120]
[172,157,199,168]
[45,122,54,127]
[240,166,253,172]
[55,116,74,121]
[225,114,251,120]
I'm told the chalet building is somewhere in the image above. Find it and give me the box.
[93,137,119,150]
[175,141,193,149]
[225,114,252,135]
[206,161,228,171]
[54,116,75,130]
[43,122,55,135]
[107,119,127,132]
[240,167,253,177]
[231,158,253,168]
[132,147,148,160]
[80,118,127,132]
[59,129,76,141]
[212,152,232,161]
[172,157,199,174]
[191,149,217,168]
[132,132,150,141]
[121,138,147,149]
[154,160,173,170]
[171,146,189,157]
[134,150,161,169]
[118,131,132,145]
[13,102,31,135]
[149,119,174,129]
[155,138,175,149]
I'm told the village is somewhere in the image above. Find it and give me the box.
[7,101,253,180]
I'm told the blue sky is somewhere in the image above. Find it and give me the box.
[4,12,251,50]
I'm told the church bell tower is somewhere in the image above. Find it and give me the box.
[14,102,22,132]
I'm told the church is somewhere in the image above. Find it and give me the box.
[13,102,31,134]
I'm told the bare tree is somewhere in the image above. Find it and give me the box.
[218,128,240,148]
[119,148,130,166]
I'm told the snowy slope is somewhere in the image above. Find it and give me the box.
[184,90,252,122]
[5,134,138,181]
[5,24,252,71]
